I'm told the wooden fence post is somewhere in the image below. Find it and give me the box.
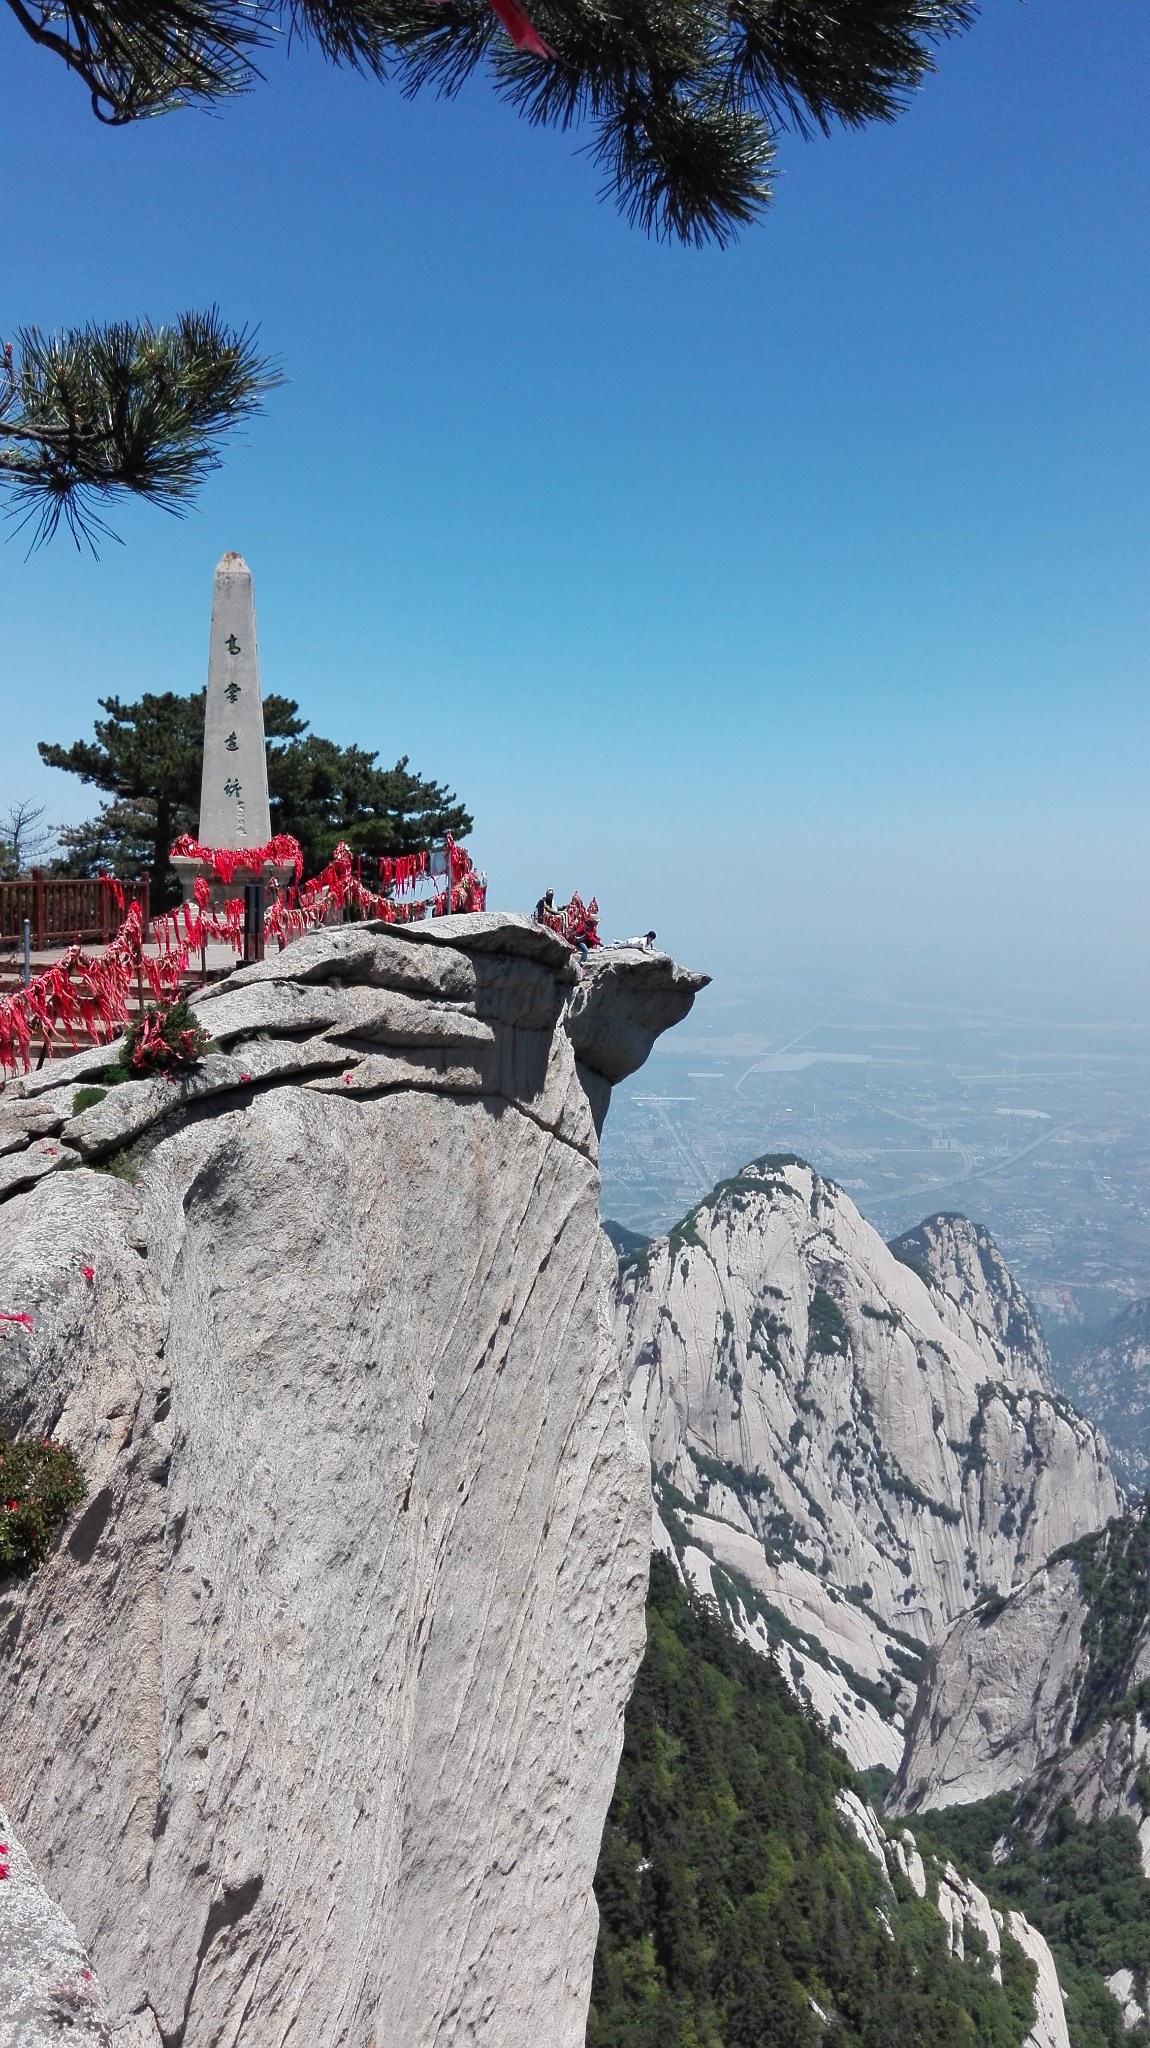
[31,867,45,952]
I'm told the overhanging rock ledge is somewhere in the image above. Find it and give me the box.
[0,919,708,2048]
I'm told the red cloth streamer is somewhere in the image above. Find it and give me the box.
[538,891,601,948]
[426,0,554,55]
[0,901,146,1076]
[169,833,305,885]
[0,1312,33,1329]
[154,837,487,961]
[1,838,487,1074]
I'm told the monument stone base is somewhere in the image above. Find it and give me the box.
[171,857,297,909]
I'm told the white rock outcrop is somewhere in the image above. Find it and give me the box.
[1010,1912,1073,2048]
[0,916,705,2048]
[1104,1968,1147,2034]
[0,1803,108,2047]
[887,1213,1054,1387]
[889,1557,1090,1812]
[831,1792,1070,2048]
[891,1502,1150,1839]
[618,1158,1117,1762]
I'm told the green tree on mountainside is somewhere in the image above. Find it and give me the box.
[3,2,973,543]
[39,689,471,903]
[589,1553,1037,2048]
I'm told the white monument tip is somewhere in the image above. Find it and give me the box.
[197,552,272,850]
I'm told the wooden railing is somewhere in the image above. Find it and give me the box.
[0,870,150,952]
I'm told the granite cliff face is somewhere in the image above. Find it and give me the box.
[0,1803,108,2048]
[888,1213,1054,1387]
[891,1501,1150,1844]
[1057,1298,1150,1492]
[618,1158,1119,1769]
[0,919,705,2048]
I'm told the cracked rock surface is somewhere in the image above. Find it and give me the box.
[0,918,706,2048]
[0,1803,109,2048]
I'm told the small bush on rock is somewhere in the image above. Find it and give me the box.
[115,996,212,1079]
[0,1438,86,1577]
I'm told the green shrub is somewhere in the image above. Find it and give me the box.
[919,1796,1150,2048]
[807,1284,849,1359]
[0,1438,86,1577]
[114,995,212,1079]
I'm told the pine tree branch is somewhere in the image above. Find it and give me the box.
[0,311,283,550]
[1,1,268,119]
[4,0,979,241]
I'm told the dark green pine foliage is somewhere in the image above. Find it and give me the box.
[588,1554,1036,2048]
[0,311,281,548]
[917,1504,1150,2048]
[6,2,976,249]
[264,734,472,875]
[919,1799,1150,2048]
[40,688,471,903]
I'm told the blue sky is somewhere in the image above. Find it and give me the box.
[1,0,1147,1002]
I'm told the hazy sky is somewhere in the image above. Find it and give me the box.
[1,0,1147,1005]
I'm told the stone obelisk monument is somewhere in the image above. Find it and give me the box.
[198,551,272,849]
[173,553,292,905]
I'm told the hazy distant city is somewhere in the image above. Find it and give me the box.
[600,972,1150,1360]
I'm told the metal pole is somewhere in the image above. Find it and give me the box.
[22,917,30,986]
[243,882,265,965]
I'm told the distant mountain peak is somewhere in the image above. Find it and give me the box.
[620,1157,1118,1771]
[889,1212,1052,1388]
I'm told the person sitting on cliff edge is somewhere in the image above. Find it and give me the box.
[534,887,560,929]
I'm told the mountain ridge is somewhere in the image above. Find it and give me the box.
[617,1153,1119,1771]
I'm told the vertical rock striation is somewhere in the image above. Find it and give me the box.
[891,1500,1150,1837]
[618,1157,1119,1766]
[0,920,705,2048]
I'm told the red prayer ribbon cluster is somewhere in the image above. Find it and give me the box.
[539,890,601,948]
[0,839,487,1076]
[0,902,183,1075]
[153,837,486,958]
[169,833,305,885]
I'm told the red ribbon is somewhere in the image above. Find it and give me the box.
[426,0,554,56]
[168,834,305,885]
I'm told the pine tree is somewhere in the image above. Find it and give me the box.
[38,688,472,902]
